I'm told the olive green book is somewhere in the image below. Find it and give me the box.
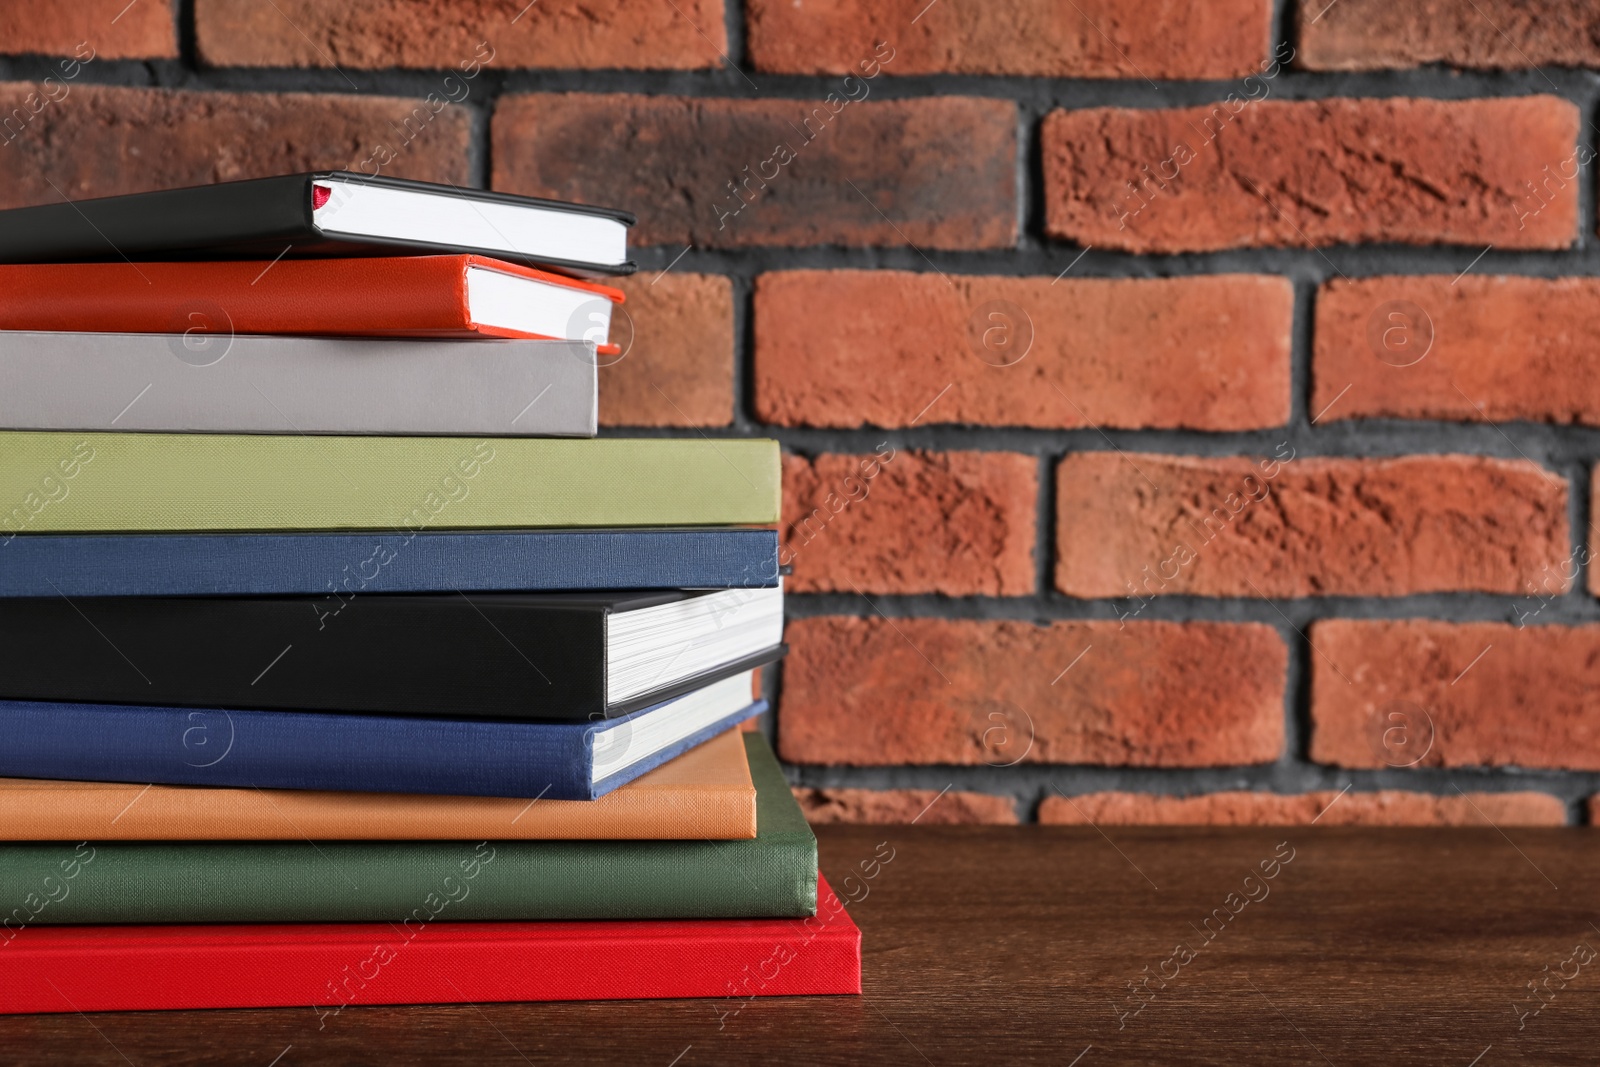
[0,735,815,924]
[0,432,778,532]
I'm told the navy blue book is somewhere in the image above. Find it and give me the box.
[0,528,779,598]
[0,672,765,800]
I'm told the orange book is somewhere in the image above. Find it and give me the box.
[0,255,625,352]
[0,730,756,841]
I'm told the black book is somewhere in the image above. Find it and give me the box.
[0,588,782,721]
[0,172,636,278]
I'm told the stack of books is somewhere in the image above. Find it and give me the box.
[0,173,858,1015]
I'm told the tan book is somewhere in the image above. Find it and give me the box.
[0,729,756,841]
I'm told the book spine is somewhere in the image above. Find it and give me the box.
[0,530,781,597]
[0,432,780,532]
[0,593,611,721]
[0,334,597,437]
[0,835,817,923]
[0,885,859,1014]
[0,174,312,263]
[0,699,597,799]
[0,257,472,336]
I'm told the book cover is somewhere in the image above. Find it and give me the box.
[0,590,783,721]
[0,432,780,533]
[0,528,780,598]
[0,172,636,277]
[0,727,758,840]
[0,877,860,1015]
[0,257,625,349]
[0,734,816,924]
[0,679,771,799]
[0,332,597,436]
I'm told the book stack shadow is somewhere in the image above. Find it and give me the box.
[0,173,858,1015]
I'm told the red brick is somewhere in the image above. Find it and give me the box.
[754,272,1290,430]
[794,788,1019,825]
[1591,474,1600,594]
[196,0,724,70]
[599,273,733,428]
[1310,621,1600,770]
[1314,276,1600,425]
[1297,0,1600,71]
[0,85,470,208]
[778,618,1285,767]
[747,0,1271,79]
[0,1,174,59]
[1039,790,1566,826]
[1043,97,1579,253]
[1055,453,1569,599]
[492,94,1016,249]
[781,450,1037,596]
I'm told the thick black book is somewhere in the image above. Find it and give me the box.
[0,172,636,278]
[0,588,783,721]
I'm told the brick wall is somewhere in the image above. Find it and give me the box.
[6,0,1598,826]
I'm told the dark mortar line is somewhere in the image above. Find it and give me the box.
[173,0,196,71]
[789,762,1600,822]
[620,247,1600,282]
[1032,451,1056,598]
[7,55,1600,104]
[721,0,748,71]
[599,421,1600,463]
[730,271,757,430]
[1281,622,1310,767]
[779,591,1600,624]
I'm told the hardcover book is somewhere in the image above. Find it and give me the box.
[0,675,770,800]
[0,332,598,436]
[0,726,759,839]
[0,588,784,721]
[0,432,780,533]
[0,173,635,277]
[0,877,860,1015]
[0,528,780,598]
[0,256,625,350]
[0,734,816,924]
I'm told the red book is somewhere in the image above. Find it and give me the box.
[0,877,860,1016]
[0,255,626,353]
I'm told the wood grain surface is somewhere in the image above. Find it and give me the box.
[3,824,1597,1065]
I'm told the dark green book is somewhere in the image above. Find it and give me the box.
[0,735,815,924]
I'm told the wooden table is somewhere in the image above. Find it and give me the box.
[4,825,1598,1065]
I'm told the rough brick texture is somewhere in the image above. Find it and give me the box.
[754,272,1291,430]
[1315,276,1600,425]
[781,450,1037,596]
[795,788,1019,825]
[1310,621,1600,770]
[493,94,1017,249]
[599,273,733,427]
[1039,790,1566,826]
[19,9,1600,820]
[1591,474,1600,594]
[1055,453,1569,598]
[1043,97,1579,252]
[1297,0,1600,71]
[747,0,1272,79]
[0,85,470,208]
[779,618,1285,767]
[0,1,175,59]
[196,0,724,70]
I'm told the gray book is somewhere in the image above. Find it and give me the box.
[0,332,597,436]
